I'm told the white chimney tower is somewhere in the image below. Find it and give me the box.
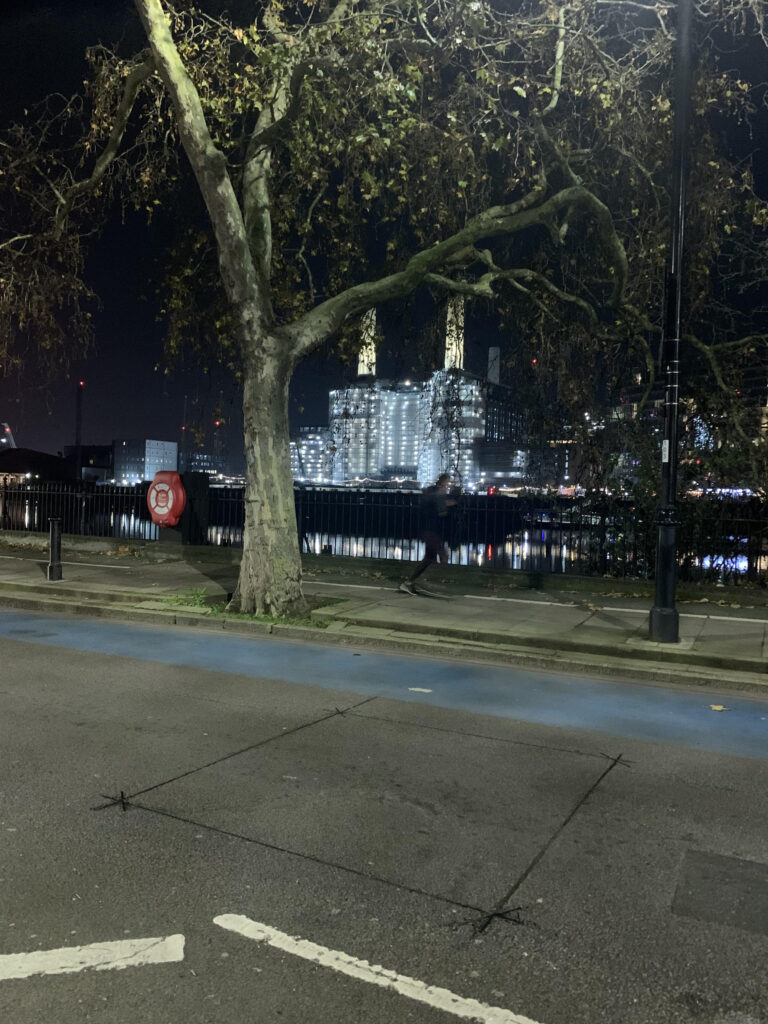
[357,308,377,377]
[444,296,464,370]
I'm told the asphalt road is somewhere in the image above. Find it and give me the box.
[1,608,767,1024]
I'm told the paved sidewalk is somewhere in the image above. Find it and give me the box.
[0,546,766,691]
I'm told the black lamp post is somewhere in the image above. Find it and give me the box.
[649,0,694,643]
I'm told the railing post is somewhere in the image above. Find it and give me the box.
[47,517,63,581]
[79,486,87,536]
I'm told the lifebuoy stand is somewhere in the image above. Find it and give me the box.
[147,471,187,528]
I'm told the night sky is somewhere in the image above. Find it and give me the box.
[2,2,767,464]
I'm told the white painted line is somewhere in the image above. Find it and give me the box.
[462,594,575,607]
[214,914,543,1024]
[306,581,391,591]
[0,934,185,980]
[408,687,433,693]
[61,561,135,571]
[600,606,767,625]
[0,555,134,570]
[465,594,768,625]
[306,581,768,625]
[684,612,768,625]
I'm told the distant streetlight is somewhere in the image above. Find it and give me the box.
[649,0,694,643]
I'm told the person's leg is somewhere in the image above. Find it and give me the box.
[400,533,439,592]
[414,533,441,578]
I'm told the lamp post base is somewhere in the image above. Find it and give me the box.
[649,605,679,643]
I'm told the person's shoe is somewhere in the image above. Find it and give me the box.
[399,581,416,595]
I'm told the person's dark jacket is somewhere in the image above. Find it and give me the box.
[419,485,450,534]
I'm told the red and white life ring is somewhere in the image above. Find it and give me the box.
[147,471,186,527]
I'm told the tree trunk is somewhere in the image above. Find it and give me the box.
[228,345,307,617]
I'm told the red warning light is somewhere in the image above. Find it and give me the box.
[78,380,85,387]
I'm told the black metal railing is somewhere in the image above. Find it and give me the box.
[293,488,655,577]
[2,479,767,583]
[0,480,157,542]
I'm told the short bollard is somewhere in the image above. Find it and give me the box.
[47,518,62,582]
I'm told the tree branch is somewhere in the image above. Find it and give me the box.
[687,333,753,445]
[242,57,338,280]
[240,0,362,284]
[52,56,155,238]
[134,0,262,321]
[0,233,33,252]
[541,5,568,117]
[286,179,627,358]
[507,268,598,324]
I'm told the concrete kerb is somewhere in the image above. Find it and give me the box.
[1,585,768,697]
[308,602,768,676]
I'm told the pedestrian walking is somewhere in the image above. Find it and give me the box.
[399,473,456,595]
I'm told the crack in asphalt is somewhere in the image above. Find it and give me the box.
[348,709,612,762]
[473,752,629,934]
[97,791,501,921]
[90,696,378,810]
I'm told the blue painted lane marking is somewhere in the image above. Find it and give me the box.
[0,610,766,761]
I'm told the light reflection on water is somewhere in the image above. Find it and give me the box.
[293,530,603,573]
[258,531,765,579]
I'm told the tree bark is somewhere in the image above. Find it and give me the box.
[229,341,306,617]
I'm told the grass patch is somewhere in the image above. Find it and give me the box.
[166,586,210,608]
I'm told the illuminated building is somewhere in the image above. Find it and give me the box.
[378,382,423,479]
[112,439,178,483]
[318,303,526,487]
[290,427,333,483]
[418,370,484,486]
[329,384,382,483]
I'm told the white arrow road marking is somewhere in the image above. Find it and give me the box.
[214,914,542,1024]
[0,934,185,980]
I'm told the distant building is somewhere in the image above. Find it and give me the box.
[320,304,528,488]
[179,449,225,476]
[113,439,178,483]
[290,427,333,483]
[418,370,485,486]
[326,371,525,488]
[0,448,75,483]
[63,444,113,483]
[478,380,528,488]
[329,384,383,483]
[378,382,423,480]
